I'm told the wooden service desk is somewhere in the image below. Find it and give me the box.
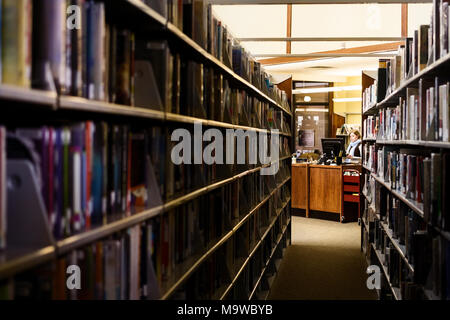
[291,163,360,222]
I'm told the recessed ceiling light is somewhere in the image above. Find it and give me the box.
[333,98,362,102]
[293,85,362,94]
[304,96,312,102]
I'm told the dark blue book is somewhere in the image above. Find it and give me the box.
[92,123,104,225]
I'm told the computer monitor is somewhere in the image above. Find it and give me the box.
[321,138,345,159]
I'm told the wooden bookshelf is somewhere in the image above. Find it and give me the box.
[0,0,294,301]
[261,223,289,300]
[247,218,290,301]
[166,21,292,117]
[160,177,291,300]
[60,96,291,136]
[221,199,291,300]
[49,157,291,265]
[379,221,414,273]
[0,85,57,108]
[361,70,410,300]
[371,243,402,300]
[360,7,450,298]
[377,52,450,109]
[0,246,56,281]
[375,139,450,149]
[124,0,167,26]
[369,173,424,218]
[59,96,166,120]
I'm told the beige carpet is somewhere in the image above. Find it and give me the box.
[268,216,378,300]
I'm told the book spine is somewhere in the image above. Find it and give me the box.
[0,127,5,250]
[85,122,93,229]
[92,2,105,101]
[2,0,32,87]
[0,0,3,84]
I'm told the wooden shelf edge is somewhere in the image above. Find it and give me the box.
[124,0,167,26]
[160,177,291,300]
[378,221,414,273]
[370,173,424,218]
[0,246,56,281]
[0,85,57,108]
[165,24,292,117]
[371,243,402,300]
[377,52,450,109]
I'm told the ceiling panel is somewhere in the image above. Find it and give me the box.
[290,41,394,54]
[212,5,287,38]
[242,42,287,55]
[292,4,402,37]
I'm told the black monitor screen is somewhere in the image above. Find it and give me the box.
[321,138,345,159]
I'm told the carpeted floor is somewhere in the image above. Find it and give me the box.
[268,216,378,300]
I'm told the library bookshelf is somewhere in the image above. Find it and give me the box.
[0,0,293,300]
[361,1,450,299]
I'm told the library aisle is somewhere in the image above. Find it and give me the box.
[2,0,450,305]
[269,217,377,300]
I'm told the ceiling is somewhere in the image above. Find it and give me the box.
[211,2,432,81]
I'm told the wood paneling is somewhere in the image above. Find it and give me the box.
[277,77,293,106]
[361,72,375,92]
[292,164,308,209]
[309,166,342,214]
[332,113,345,138]
[259,42,404,66]
[402,3,408,37]
[287,4,292,54]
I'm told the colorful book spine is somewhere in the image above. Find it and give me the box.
[1,0,32,87]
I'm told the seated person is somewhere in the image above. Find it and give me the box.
[346,130,362,160]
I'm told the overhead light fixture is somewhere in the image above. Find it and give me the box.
[304,96,312,102]
[333,98,362,103]
[296,108,329,113]
[293,85,362,94]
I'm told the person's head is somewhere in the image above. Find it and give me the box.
[349,130,361,143]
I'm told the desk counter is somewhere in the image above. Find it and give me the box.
[291,163,361,220]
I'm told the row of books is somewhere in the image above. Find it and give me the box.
[172,204,290,300]
[363,188,450,300]
[363,78,450,142]
[374,228,414,300]
[0,188,291,300]
[0,127,5,250]
[362,81,377,113]
[382,0,450,98]
[363,60,389,108]
[0,0,291,119]
[0,121,292,246]
[0,223,157,300]
[0,0,137,101]
[363,115,377,140]
[230,218,289,301]
[143,0,290,109]
[365,144,450,231]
